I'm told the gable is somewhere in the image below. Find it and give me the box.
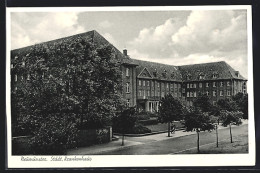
[138,67,153,78]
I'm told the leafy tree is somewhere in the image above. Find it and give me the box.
[232,93,248,119]
[158,94,185,137]
[217,98,238,112]
[183,107,215,153]
[193,95,214,113]
[11,36,124,154]
[112,107,137,146]
[219,110,243,143]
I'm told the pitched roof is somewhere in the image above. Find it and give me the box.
[11,30,135,65]
[178,61,246,81]
[131,59,183,81]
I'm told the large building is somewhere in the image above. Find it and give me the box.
[11,30,247,113]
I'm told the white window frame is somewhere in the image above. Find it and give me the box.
[187,84,190,88]
[213,91,216,97]
[220,90,223,96]
[227,90,231,96]
[206,82,209,87]
[199,83,202,88]
[166,83,169,88]
[206,91,209,96]
[194,83,196,88]
[139,80,141,86]
[126,68,129,77]
[15,74,17,82]
[143,80,145,86]
[220,82,223,87]
[227,81,230,86]
[213,82,216,87]
[194,91,197,97]
[139,90,142,96]
[126,83,130,93]
[187,92,190,97]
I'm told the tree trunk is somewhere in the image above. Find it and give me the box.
[168,121,171,137]
[229,123,233,143]
[197,130,200,153]
[216,125,218,147]
[122,134,125,146]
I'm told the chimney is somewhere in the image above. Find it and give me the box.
[123,48,127,56]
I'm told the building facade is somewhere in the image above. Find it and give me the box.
[11,30,247,113]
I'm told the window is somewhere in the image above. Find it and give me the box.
[126,83,130,93]
[27,74,30,80]
[139,90,142,96]
[166,83,169,88]
[187,92,190,97]
[151,81,154,87]
[175,93,178,97]
[199,75,204,80]
[206,91,209,96]
[213,82,216,87]
[162,91,165,97]
[194,83,196,88]
[126,68,129,77]
[22,61,25,67]
[127,99,130,107]
[199,83,202,88]
[162,83,164,88]
[158,91,160,97]
[170,84,173,88]
[143,90,146,96]
[147,81,150,86]
[157,82,160,88]
[206,82,209,87]
[194,91,197,97]
[21,76,24,81]
[227,90,231,96]
[190,92,193,97]
[187,84,190,88]
[220,90,223,96]
[139,80,141,86]
[190,84,193,88]
[15,74,17,82]
[227,81,230,86]
[213,91,216,97]
[143,80,145,86]
[213,74,217,79]
[220,82,223,87]
[147,90,150,97]
[213,101,216,106]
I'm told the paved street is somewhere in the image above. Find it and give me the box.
[67,121,248,155]
[99,124,248,155]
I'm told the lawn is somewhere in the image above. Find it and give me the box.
[178,133,248,154]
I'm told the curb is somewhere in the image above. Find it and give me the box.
[113,128,186,137]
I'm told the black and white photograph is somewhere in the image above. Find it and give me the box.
[6,6,255,168]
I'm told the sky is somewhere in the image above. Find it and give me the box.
[10,9,249,78]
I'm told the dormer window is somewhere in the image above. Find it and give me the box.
[212,72,218,79]
[171,72,175,78]
[235,71,239,77]
[153,69,157,77]
[187,74,191,80]
[198,72,204,80]
[162,70,167,78]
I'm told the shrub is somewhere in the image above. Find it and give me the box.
[130,124,151,134]
[29,114,78,155]
[138,119,159,125]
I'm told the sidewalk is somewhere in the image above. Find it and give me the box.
[66,119,248,155]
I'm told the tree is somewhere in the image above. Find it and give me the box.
[158,94,185,137]
[232,93,248,119]
[193,95,214,113]
[11,36,124,154]
[112,107,137,146]
[183,108,215,153]
[219,110,243,143]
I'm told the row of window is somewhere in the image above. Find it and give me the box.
[186,90,231,97]
[187,81,230,88]
[138,89,181,98]
[138,79,181,88]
